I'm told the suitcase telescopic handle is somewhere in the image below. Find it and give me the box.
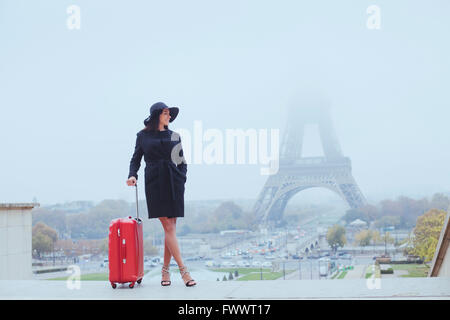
[135,183,139,220]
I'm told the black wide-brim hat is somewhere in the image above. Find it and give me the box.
[143,102,179,126]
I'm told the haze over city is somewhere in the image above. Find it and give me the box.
[1,1,449,207]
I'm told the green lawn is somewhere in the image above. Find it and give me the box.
[211,268,271,275]
[237,272,283,281]
[48,273,109,281]
[211,268,294,281]
[390,264,430,277]
[364,265,381,279]
[337,271,347,279]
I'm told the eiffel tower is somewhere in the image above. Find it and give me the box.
[253,102,367,228]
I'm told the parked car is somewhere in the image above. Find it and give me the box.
[151,257,161,263]
[251,261,261,268]
[222,261,234,268]
[145,261,158,268]
[204,260,214,267]
[262,261,272,268]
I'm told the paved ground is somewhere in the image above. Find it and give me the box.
[1,277,450,300]
[382,270,409,278]
[344,265,367,279]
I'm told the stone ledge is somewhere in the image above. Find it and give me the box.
[0,203,40,210]
[1,277,449,300]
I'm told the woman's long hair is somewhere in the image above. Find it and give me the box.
[142,109,169,132]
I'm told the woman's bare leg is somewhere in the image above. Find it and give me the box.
[163,236,172,266]
[159,217,196,285]
[159,217,183,266]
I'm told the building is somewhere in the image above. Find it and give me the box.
[0,203,40,280]
[346,218,368,243]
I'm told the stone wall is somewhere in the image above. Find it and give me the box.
[0,203,39,280]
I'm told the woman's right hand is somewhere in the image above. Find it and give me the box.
[126,176,137,186]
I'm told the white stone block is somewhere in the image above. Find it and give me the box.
[7,210,24,227]
[0,254,7,280]
[0,212,7,228]
[23,211,32,227]
[24,224,32,254]
[6,253,23,280]
[0,205,36,280]
[0,228,7,256]
[7,226,25,255]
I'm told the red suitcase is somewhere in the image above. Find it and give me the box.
[109,184,144,288]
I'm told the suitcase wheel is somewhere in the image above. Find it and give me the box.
[111,283,117,289]
[129,282,135,289]
[137,279,142,284]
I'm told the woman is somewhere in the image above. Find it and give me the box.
[126,102,196,287]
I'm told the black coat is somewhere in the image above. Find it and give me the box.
[128,129,187,219]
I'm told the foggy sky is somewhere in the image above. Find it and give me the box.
[1,0,449,207]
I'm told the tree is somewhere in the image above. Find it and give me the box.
[354,230,372,249]
[228,272,234,280]
[99,238,108,255]
[360,204,380,222]
[429,193,450,211]
[32,222,58,258]
[201,201,255,233]
[32,209,67,237]
[32,233,53,259]
[379,196,429,229]
[408,209,446,262]
[371,230,381,245]
[326,225,347,253]
[342,208,369,225]
[374,215,401,229]
[33,222,58,243]
[381,231,395,255]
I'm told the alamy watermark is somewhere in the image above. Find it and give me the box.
[67,5,81,30]
[365,264,381,290]
[366,5,381,30]
[66,265,81,290]
[170,120,280,175]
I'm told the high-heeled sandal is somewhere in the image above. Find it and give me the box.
[179,265,196,287]
[161,265,171,286]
